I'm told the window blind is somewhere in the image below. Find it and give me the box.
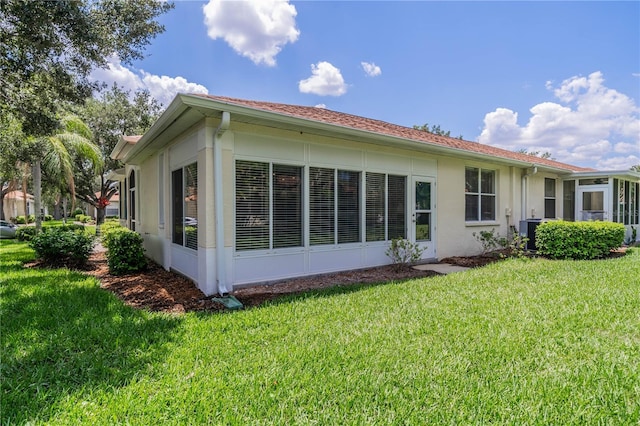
[309,167,335,245]
[273,164,303,248]
[235,161,269,250]
[366,172,385,242]
[337,170,361,244]
[184,162,198,250]
[387,175,406,239]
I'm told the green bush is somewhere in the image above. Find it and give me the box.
[102,228,147,275]
[15,215,26,224]
[16,226,36,241]
[43,214,53,221]
[72,208,84,216]
[536,221,625,260]
[27,214,35,223]
[29,227,95,267]
[99,220,122,235]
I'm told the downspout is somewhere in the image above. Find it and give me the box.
[214,112,230,295]
[521,165,538,221]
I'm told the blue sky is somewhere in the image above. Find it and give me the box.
[91,0,640,170]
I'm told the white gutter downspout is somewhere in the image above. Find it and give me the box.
[521,165,538,221]
[214,112,230,295]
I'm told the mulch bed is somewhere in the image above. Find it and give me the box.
[30,247,629,314]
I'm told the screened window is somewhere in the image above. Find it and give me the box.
[544,178,556,219]
[465,167,496,221]
[563,180,575,221]
[338,170,361,243]
[613,178,640,225]
[309,167,335,245]
[172,162,198,250]
[387,175,406,240]
[366,173,385,242]
[235,161,303,251]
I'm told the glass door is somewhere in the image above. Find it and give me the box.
[412,177,436,258]
[577,185,609,221]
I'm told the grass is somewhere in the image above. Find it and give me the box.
[1,240,639,425]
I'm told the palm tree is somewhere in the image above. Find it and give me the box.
[32,115,102,231]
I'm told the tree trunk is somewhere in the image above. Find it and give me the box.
[22,175,28,222]
[33,160,42,232]
[97,206,106,226]
[62,197,68,224]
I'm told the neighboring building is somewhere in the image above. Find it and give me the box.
[2,190,35,220]
[86,192,120,220]
[111,94,640,296]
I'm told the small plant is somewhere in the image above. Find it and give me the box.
[43,214,53,221]
[15,215,26,224]
[386,238,426,270]
[500,229,529,259]
[472,229,508,254]
[29,227,94,268]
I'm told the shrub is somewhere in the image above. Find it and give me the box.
[386,238,426,270]
[27,214,35,223]
[100,220,123,235]
[29,227,94,267]
[536,221,625,260]
[472,229,508,254]
[43,214,53,221]
[16,226,36,241]
[102,228,147,275]
[15,215,26,224]
[72,208,84,216]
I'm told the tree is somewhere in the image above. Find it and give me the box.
[31,115,103,231]
[631,164,640,172]
[0,0,173,137]
[74,86,162,225]
[0,0,172,228]
[516,149,555,160]
[413,123,464,139]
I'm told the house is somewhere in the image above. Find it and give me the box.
[2,190,36,220]
[86,191,120,220]
[110,94,640,296]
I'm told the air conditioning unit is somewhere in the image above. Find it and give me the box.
[519,219,545,251]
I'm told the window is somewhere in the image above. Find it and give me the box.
[129,170,136,231]
[338,170,361,243]
[235,161,303,251]
[563,180,575,221]
[465,167,496,221]
[309,167,335,245]
[613,178,640,225]
[544,178,556,219]
[308,168,405,245]
[172,162,198,250]
[366,173,385,242]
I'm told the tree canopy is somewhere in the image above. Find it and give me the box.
[413,123,463,139]
[0,0,173,137]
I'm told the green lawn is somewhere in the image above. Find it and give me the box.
[1,240,639,425]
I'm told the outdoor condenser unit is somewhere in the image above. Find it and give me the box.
[519,219,545,251]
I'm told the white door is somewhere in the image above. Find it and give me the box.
[411,177,436,259]
[577,185,609,221]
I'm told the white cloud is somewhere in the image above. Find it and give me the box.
[141,72,209,106]
[90,56,208,106]
[361,61,381,77]
[299,61,347,96]
[478,71,640,169]
[203,0,299,67]
[314,103,327,109]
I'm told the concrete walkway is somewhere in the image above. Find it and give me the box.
[413,263,470,274]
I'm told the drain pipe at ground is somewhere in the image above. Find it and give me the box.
[214,112,230,295]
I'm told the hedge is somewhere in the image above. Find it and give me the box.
[29,227,94,267]
[535,221,625,260]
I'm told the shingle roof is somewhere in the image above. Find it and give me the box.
[194,94,594,173]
